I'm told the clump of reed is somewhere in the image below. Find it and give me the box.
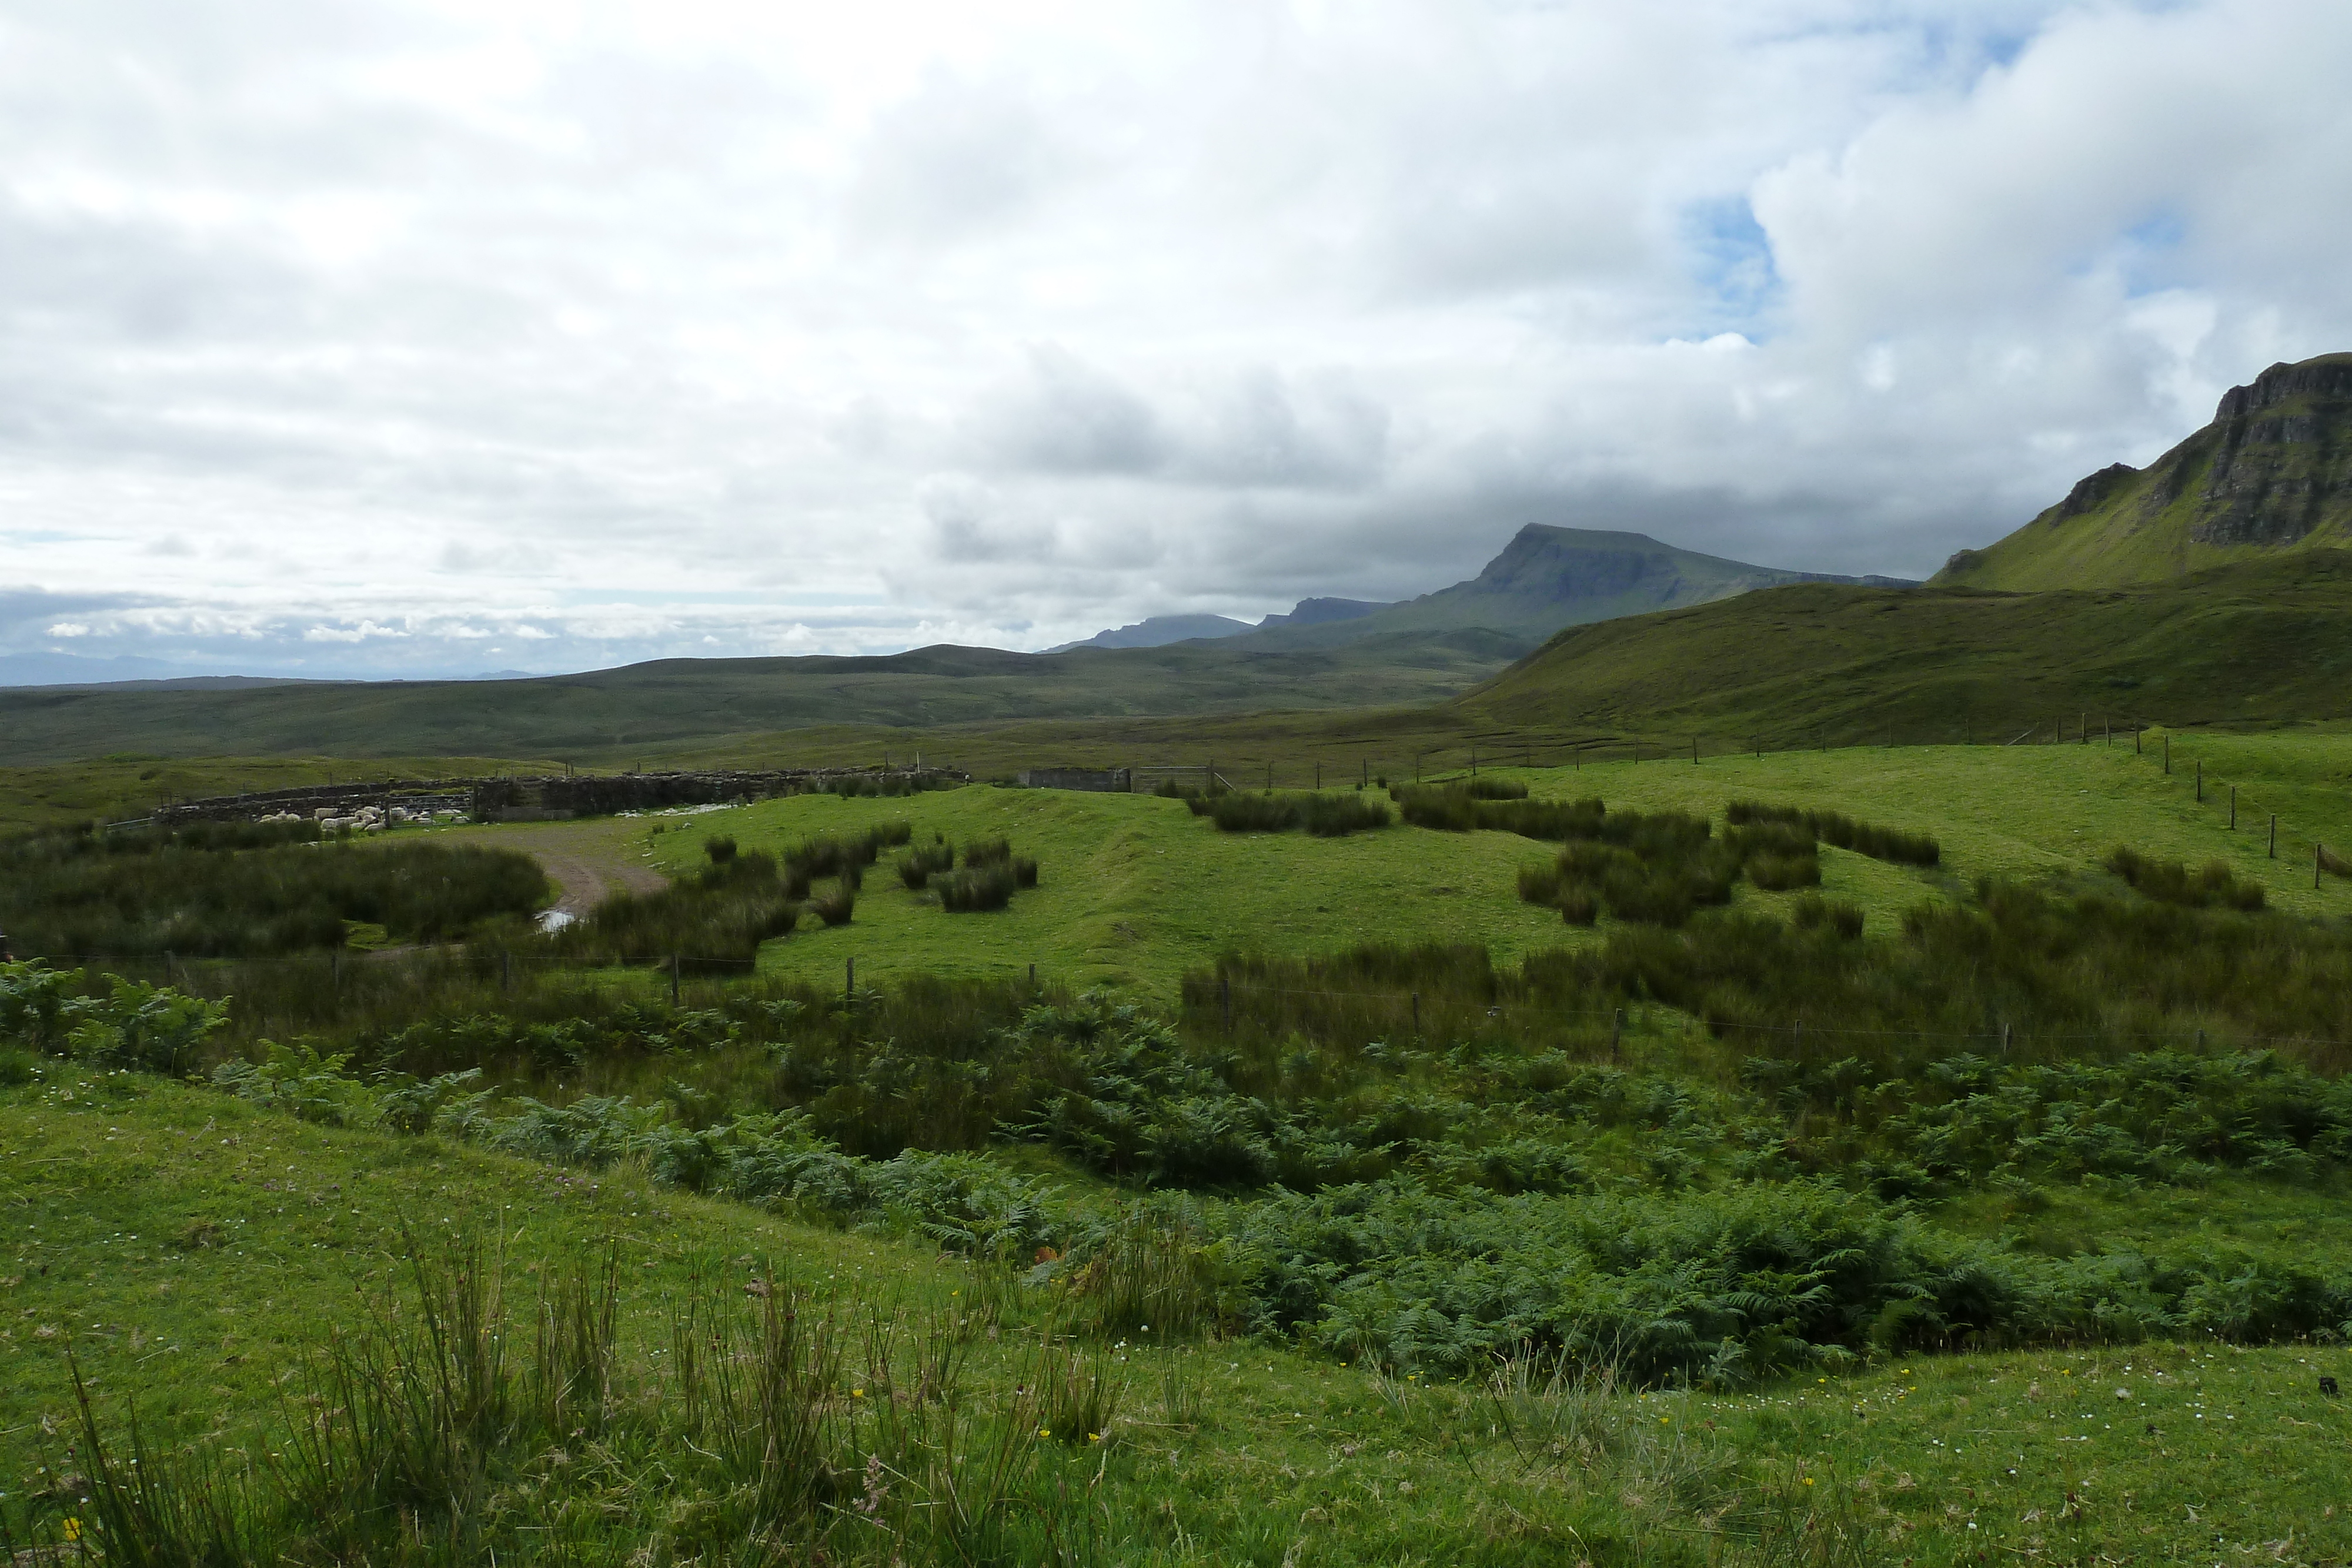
[1391,784,1603,840]
[897,842,955,890]
[1789,893,1865,938]
[1726,820,1821,891]
[1725,800,1940,867]
[1509,807,1739,928]
[546,849,801,965]
[823,771,958,798]
[0,825,546,959]
[810,881,857,927]
[1187,791,1391,836]
[784,821,914,882]
[2106,847,2265,910]
[937,866,1015,912]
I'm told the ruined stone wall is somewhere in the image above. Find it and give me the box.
[129,767,969,827]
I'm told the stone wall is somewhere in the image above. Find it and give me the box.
[1016,767,1132,792]
[129,766,968,828]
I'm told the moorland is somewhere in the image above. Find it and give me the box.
[9,370,2352,1563]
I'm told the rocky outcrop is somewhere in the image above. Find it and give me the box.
[2190,357,2352,546]
[2053,462,2139,522]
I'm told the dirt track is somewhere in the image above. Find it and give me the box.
[487,821,670,915]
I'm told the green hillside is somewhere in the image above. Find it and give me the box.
[1937,351,2352,590]
[1465,549,2352,743]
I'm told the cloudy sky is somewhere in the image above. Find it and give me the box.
[4,0,2350,679]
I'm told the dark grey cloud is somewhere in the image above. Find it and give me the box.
[0,0,2347,670]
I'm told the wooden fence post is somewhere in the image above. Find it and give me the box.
[846,956,854,1008]
[2318,845,2326,892]
[2230,785,2237,830]
[2163,735,2170,775]
[1028,962,1037,989]
[670,954,680,1006]
[2196,760,2203,803]
[1611,1008,1623,1063]
[1220,975,1231,1034]
[1411,991,1421,1035]
[2269,815,2277,858]
[1691,737,1698,765]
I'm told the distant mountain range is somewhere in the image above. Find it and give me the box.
[1054,524,1912,653]
[1936,350,2352,591]
[1046,598,1389,651]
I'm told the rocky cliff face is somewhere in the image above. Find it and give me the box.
[2190,356,2352,546]
[1936,351,2352,589]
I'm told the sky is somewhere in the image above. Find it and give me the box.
[4,0,2352,680]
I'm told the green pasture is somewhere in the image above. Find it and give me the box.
[5,1074,2347,1566]
[540,735,2352,1001]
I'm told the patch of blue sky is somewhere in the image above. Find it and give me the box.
[1677,196,1782,342]
[2065,208,2187,299]
[0,530,91,544]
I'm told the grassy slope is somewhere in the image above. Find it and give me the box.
[0,630,1525,768]
[432,734,2352,1002]
[1937,353,2352,593]
[6,1075,2347,1566]
[1465,551,2352,743]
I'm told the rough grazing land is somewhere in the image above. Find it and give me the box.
[2,1077,2346,1566]
[509,738,2352,997]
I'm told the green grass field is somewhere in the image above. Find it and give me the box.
[6,1073,2347,1566]
[14,726,2352,1562]
[442,733,2352,1001]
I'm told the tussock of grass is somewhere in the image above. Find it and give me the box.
[0,824,546,958]
[1190,791,1391,835]
[1726,799,1940,866]
[937,866,1015,912]
[543,849,800,964]
[2107,845,2266,910]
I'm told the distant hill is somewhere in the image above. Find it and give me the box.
[0,627,1528,766]
[1047,614,1255,652]
[1230,524,1912,650]
[1465,549,2352,741]
[0,652,340,691]
[1048,597,1389,651]
[1936,352,2352,591]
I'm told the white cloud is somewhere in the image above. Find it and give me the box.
[0,0,2347,674]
